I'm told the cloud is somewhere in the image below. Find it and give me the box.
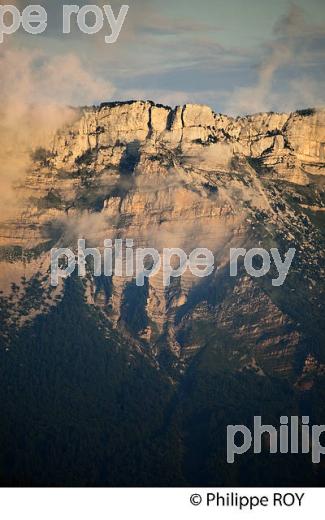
[0,47,115,220]
[182,143,234,170]
[52,211,114,246]
[225,3,325,115]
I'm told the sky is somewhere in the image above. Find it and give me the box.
[2,0,325,114]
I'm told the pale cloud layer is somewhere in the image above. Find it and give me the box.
[0,47,115,217]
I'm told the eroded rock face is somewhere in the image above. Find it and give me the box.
[50,102,325,182]
[1,101,324,381]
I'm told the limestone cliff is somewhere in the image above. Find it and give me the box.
[0,101,324,383]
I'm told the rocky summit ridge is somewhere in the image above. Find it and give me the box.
[0,100,325,383]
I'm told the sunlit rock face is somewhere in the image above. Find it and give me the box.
[0,101,324,380]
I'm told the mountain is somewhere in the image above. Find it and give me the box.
[0,101,325,486]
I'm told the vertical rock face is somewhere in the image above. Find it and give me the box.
[0,101,325,382]
[49,102,325,183]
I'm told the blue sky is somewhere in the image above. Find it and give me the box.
[8,0,325,114]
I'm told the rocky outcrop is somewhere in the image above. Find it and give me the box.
[49,102,325,183]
